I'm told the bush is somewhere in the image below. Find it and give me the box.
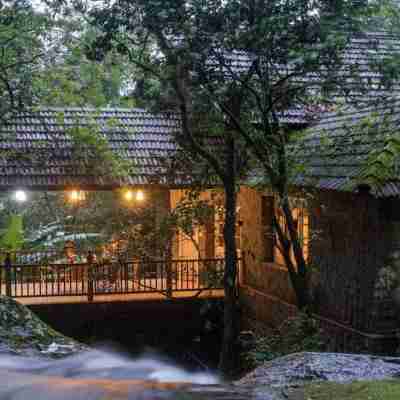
[241,313,326,369]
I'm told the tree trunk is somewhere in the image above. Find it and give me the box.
[291,273,309,310]
[280,197,310,310]
[218,138,238,377]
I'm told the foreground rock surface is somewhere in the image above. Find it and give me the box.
[0,295,85,358]
[238,352,400,389]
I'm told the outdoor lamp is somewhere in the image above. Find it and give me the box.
[124,190,134,201]
[14,190,27,203]
[68,190,86,203]
[135,190,145,201]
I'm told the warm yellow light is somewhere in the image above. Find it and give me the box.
[70,190,79,202]
[124,190,134,201]
[135,190,145,201]
[68,190,85,202]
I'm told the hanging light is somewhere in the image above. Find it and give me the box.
[68,190,86,203]
[135,190,145,201]
[124,190,134,201]
[14,190,27,203]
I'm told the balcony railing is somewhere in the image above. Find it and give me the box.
[0,255,225,300]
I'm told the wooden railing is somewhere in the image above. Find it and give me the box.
[0,255,225,301]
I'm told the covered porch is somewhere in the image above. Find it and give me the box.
[0,108,230,305]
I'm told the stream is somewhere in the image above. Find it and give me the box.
[0,349,270,400]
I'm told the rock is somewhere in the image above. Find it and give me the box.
[237,352,400,389]
[0,295,86,358]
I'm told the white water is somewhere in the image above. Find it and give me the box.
[0,349,253,399]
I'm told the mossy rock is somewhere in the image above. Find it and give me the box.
[0,296,86,358]
[291,379,400,400]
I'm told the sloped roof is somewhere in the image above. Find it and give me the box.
[2,104,400,197]
[214,32,400,105]
[0,106,314,190]
[298,100,400,197]
[2,32,400,193]
[0,108,181,190]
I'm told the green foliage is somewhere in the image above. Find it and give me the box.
[303,380,400,400]
[56,112,134,179]
[325,112,400,191]
[25,219,103,252]
[38,28,132,108]
[0,0,51,120]
[243,313,326,369]
[363,132,400,188]
[1,214,24,252]
[170,191,213,245]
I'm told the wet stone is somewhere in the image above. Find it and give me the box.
[237,352,400,388]
[0,295,86,358]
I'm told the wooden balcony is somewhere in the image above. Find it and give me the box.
[0,257,225,305]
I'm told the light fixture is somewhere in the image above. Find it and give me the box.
[124,190,134,201]
[14,190,27,203]
[68,190,86,203]
[135,190,145,202]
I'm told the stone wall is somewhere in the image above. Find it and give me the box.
[239,187,400,354]
[237,187,297,305]
[170,185,400,351]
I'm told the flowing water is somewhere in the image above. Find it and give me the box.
[0,349,267,400]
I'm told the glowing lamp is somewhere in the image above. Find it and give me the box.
[14,190,27,203]
[68,190,86,203]
[135,190,145,202]
[124,190,134,201]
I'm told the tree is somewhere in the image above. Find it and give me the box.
[0,0,51,121]
[210,0,399,309]
[62,0,396,374]
[1,214,23,252]
[86,0,251,375]
[37,22,136,108]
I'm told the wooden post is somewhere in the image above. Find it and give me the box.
[123,257,129,293]
[239,250,245,286]
[166,259,173,297]
[4,252,12,297]
[87,250,94,302]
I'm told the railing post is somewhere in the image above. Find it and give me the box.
[87,250,94,302]
[166,259,173,297]
[4,252,12,297]
[238,250,245,286]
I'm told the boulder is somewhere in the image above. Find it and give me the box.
[0,295,85,358]
[238,352,400,388]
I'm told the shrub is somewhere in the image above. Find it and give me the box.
[242,313,326,369]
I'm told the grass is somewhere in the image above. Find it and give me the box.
[292,380,400,400]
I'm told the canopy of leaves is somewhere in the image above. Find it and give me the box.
[0,0,51,120]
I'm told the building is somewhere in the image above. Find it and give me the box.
[2,29,400,352]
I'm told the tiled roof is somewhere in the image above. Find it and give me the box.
[298,100,400,197]
[221,32,400,105]
[0,108,182,189]
[2,104,400,197]
[0,106,316,190]
[2,32,400,192]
